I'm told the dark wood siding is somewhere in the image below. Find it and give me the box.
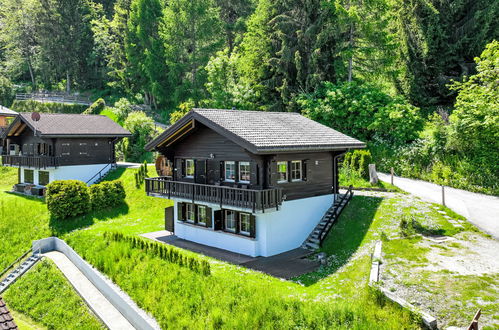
[55,138,113,166]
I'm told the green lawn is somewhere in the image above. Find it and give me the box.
[4,164,486,328]
[3,259,103,329]
[339,167,400,191]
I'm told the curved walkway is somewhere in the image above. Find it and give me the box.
[378,173,499,240]
[44,251,134,330]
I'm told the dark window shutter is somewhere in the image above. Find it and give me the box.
[302,160,308,181]
[194,204,198,223]
[250,215,256,238]
[214,210,222,230]
[177,202,185,221]
[288,161,292,182]
[250,162,258,186]
[206,207,212,228]
[181,159,186,177]
[219,161,224,182]
[235,161,239,182]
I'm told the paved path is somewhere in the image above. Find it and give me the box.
[44,251,134,330]
[378,173,499,240]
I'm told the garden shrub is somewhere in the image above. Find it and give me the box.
[89,180,126,210]
[46,180,90,220]
[83,98,106,114]
[134,162,149,187]
[104,232,211,275]
[342,150,372,180]
[10,100,86,114]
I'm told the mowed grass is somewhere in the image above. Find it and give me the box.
[1,166,420,329]
[3,259,104,329]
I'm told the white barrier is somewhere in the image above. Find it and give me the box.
[32,237,159,330]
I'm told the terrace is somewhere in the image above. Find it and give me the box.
[1,155,59,169]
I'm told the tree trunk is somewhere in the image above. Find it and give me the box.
[348,24,354,82]
[27,58,36,90]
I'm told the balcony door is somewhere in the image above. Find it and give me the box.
[195,159,207,184]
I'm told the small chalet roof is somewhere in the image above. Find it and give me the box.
[146,108,365,153]
[3,113,131,138]
[0,106,17,117]
[0,297,17,330]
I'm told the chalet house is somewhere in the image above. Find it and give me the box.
[145,108,365,257]
[0,106,18,155]
[1,113,131,190]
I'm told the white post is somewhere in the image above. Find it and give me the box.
[441,185,445,206]
[390,167,394,185]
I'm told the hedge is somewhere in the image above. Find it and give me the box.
[46,180,126,220]
[342,150,373,180]
[89,180,126,210]
[104,232,211,276]
[10,100,87,114]
[83,98,106,115]
[46,180,90,220]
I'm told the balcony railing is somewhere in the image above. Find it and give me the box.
[1,155,59,169]
[146,177,283,212]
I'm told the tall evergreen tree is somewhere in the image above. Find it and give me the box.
[160,0,223,107]
[215,0,255,52]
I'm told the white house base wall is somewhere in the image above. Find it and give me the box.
[172,194,334,257]
[18,163,112,186]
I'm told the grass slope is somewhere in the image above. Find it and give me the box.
[3,259,103,329]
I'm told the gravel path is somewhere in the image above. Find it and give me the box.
[378,173,499,240]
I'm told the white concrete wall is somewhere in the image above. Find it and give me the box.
[32,237,160,330]
[18,163,112,185]
[171,194,333,257]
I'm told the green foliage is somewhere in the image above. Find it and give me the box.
[10,100,87,114]
[89,180,126,210]
[83,98,106,114]
[169,100,194,124]
[46,180,90,220]
[300,81,423,146]
[3,260,104,329]
[104,232,211,275]
[0,75,14,106]
[122,111,155,162]
[134,162,149,188]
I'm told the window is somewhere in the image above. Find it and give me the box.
[24,169,34,184]
[79,143,88,156]
[197,205,207,225]
[239,213,251,235]
[185,159,195,178]
[277,161,288,183]
[38,171,49,186]
[186,203,195,223]
[239,162,250,183]
[224,161,236,181]
[291,161,302,181]
[61,143,70,156]
[225,210,237,232]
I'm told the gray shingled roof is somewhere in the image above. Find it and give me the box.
[146,108,365,153]
[0,297,17,330]
[12,113,131,137]
[0,106,18,116]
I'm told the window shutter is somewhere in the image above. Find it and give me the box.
[180,159,186,177]
[235,161,239,182]
[219,161,224,182]
[288,161,292,182]
[206,207,212,228]
[302,160,308,181]
[194,204,198,223]
[177,202,185,221]
[250,215,256,238]
[250,162,258,186]
[214,210,222,230]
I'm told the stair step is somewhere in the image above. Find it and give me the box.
[305,242,319,249]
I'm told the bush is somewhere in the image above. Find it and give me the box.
[83,98,106,114]
[123,111,155,162]
[46,180,90,220]
[10,100,86,114]
[0,75,14,106]
[343,150,372,180]
[89,180,126,210]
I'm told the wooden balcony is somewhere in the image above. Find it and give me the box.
[1,155,59,169]
[146,177,283,212]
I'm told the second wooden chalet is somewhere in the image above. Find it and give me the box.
[1,113,131,191]
[145,108,365,257]
[0,106,18,155]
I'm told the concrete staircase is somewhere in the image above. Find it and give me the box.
[87,163,118,185]
[302,187,354,251]
[0,253,42,294]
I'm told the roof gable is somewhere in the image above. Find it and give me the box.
[3,113,131,138]
[0,106,18,117]
[146,108,365,153]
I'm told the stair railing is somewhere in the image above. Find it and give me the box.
[85,163,115,185]
[0,249,32,280]
[317,185,354,246]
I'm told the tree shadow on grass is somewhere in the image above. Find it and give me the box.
[296,196,383,285]
[49,203,129,236]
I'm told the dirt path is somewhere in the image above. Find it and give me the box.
[378,173,499,240]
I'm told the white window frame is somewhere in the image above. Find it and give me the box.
[224,161,236,182]
[185,159,195,178]
[291,160,302,182]
[239,213,251,236]
[197,205,207,225]
[277,161,288,183]
[225,210,236,232]
[186,203,195,223]
[239,161,250,183]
